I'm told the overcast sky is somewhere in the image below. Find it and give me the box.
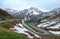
[0,0,60,12]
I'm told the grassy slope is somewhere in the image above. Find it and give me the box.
[0,20,20,29]
[0,8,28,39]
[0,20,28,39]
[0,27,28,39]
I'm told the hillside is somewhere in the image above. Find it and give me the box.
[0,26,28,39]
[0,8,29,39]
[0,20,28,39]
[0,9,14,20]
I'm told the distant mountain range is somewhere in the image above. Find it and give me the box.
[14,7,60,21]
[1,7,60,21]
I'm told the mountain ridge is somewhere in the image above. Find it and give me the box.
[1,7,60,21]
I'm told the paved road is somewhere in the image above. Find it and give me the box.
[26,22,52,35]
[0,19,21,23]
[22,20,42,38]
[22,20,37,33]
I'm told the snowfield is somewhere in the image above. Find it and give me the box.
[10,23,41,38]
[10,23,34,38]
[37,20,58,27]
[37,19,60,35]
[49,23,60,28]
[49,31,60,35]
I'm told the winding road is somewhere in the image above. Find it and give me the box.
[22,20,42,38]
[28,24,52,35]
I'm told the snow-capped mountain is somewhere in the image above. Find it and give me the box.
[15,7,44,21]
[1,7,60,21]
[14,7,60,21]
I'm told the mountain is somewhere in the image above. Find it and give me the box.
[15,7,44,21]
[0,8,14,20]
[4,9,18,15]
[36,9,60,35]
[1,7,60,21]
[14,7,60,21]
[0,7,60,39]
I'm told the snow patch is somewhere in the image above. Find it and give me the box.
[49,31,60,35]
[32,11,39,15]
[49,23,60,28]
[10,23,34,38]
[37,20,57,27]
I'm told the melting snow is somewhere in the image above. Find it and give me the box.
[10,23,41,38]
[37,20,57,27]
[32,11,39,15]
[49,31,60,35]
[49,23,60,28]
[10,23,34,38]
